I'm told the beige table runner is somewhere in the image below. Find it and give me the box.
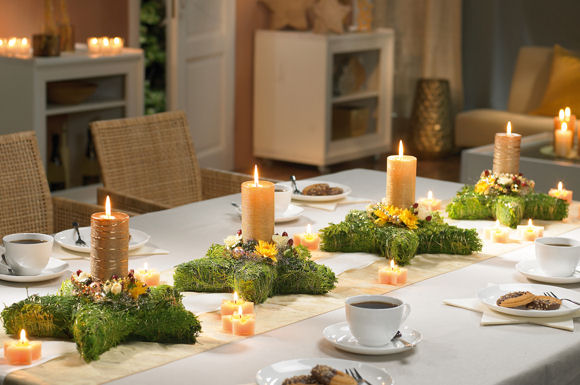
[3,219,580,385]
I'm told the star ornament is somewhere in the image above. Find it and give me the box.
[259,0,315,30]
[313,0,352,34]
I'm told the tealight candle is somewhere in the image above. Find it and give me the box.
[292,224,321,251]
[493,121,521,175]
[549,181,573,204]
[241,165,274,242]
[135,263,160,286]
[554,107,576,144]
[111,37,124,54]
[483,220,509,243]
[221,291,254,316]
[101,37,111,54]
[222,314,234,332]
[378,259,407,285]
[87,37,100,54]
[418,190,441,212]
[554,122,573,157]
[231,306,255,336]
[4,330,41,365]
[517,219,544,242]
[386,140,416,209]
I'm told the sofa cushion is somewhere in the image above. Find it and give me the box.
[531,45,580,116]
[507,46,552,114]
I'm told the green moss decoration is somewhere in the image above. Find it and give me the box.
[174,235,337,304]
[2,275,201,362]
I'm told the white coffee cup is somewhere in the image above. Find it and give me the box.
[345,295,411,347]
[274,184,292,216]
[535,237,580,277]
[1,233,53,276]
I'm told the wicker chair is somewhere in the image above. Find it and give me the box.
[0,132,105,239]
[90,111,269,214]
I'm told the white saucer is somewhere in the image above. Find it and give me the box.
[478,283,580,318]
[516,260,580,284]
[0,257,69,283]
[54,227,150,253]
[234,204,304,223]
[323,322,422,355]
[256,357,393,385]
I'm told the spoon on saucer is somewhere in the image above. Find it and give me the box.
[1,254,14,275]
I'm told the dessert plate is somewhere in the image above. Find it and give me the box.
[234,204,304,223]
[54,227,150,253]
[281,180,352,202]
[323,322,421,355]
[256,358,393,385]
[0,257,69,283]
[478,283,580,318]
[516,260,580,284]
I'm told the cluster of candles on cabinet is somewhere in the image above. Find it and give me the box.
[553,107,576,158]
[87,36,124,55]
[221,292,255,336]
[0,37,31,58]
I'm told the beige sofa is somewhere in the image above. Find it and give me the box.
[455,46,556,147]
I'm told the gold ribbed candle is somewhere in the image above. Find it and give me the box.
[241,166,274,242]
[385,141,417,209]
[493,121,521,175]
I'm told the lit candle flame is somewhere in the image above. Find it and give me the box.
[21,37,28,46]
[113,37,121,45]
[105,195,112,218]
[561,122,568,132]
[8,38,16,48]
[528,218,533,226]
[506,121,512,135]
[233,291,239,303]
[306,224,312,235]
[19,329,28,344]
[427,190,433,200]
[558,181,563,191]
[565,107,571,119]
[253,165,260,187]
[559,109,565,120]
[238,305,243,316]
[90,37,98,45]
[143,262,149,272]
[398,140,404,157]
[390,259,395,269]
[102,37,110,47]
[495,219,500,227]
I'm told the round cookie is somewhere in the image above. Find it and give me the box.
[496,291,535,308]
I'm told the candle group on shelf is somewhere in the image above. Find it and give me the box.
[378,259,407,285]
[386,140,417,209]
[4,330,41,365]
[493,121,521,175]
[221,292,254,316]
[554,107,576,147]
[418,190,441,212]
[554,122,573,158]
[241,165,274,242]
[517,219,544,242]
[90,196,130,280]
[548,181,573,204]
[0,37,31,58]
[222,305,255,336]
[135,263,161,287]
[293,224,321,251]
[483,220,509,243]
[87,36,124,55]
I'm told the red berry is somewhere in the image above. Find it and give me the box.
[484,170,490,176]
[282,231,288,237]
[237,229,242,236]
[413,203,419,208]
[76,269,82,276]
[426,215,432,221]
[288,239,294,246]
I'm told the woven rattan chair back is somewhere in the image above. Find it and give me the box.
[0,132,53,238]
[91,111,203,207]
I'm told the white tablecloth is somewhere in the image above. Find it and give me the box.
[2,169,579,385]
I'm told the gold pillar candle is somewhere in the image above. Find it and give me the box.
[386,140,417,209]
[493,121,521,175]
[90,196,130,280]
[241,166,274,242]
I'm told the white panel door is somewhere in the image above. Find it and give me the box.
[167,0,235,169]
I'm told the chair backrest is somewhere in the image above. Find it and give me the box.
[507,46,553,114]
[90,111,203,207]
[0,132,53,238]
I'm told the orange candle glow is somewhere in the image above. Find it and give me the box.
[378,259,408,285]
[135,263,161,287]
[292,224,321,251]
[548,181,573,204]
[231,306,256,336]
[241,165,274,242]
[418,190,442,212]
[221,291,254,316]
[386,140,417,209]
[4,330,41,365]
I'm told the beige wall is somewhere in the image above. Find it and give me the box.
[234,0,269,169]
[0,0,128,42]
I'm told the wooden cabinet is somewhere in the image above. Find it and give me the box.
[0,47,143,188]
[253,29,394,170]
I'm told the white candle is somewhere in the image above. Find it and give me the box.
[386,140,417,209]
[87,37,100,54]
[483,220,509,243]
[418,190,441,212]
[111,37,124,54]
[548,181,573,204]
[517,219,544,242]
[554,122,573,157]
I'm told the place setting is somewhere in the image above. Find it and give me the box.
[516,236,580,284]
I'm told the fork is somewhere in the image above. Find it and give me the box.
[544,291,580,306]
[345,368,372,385]
[73,222,87,247]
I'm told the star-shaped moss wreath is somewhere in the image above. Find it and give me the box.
[259,0,315,30]
[313,0,352,34]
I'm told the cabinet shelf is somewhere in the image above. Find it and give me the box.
[46,99,126,116]
[332,90,379,104]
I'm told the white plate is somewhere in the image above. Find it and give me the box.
[516,260,580,284]
[0,257,69,283]
[282,180,352,202]
[54,227,150,253]
[323,322,421,355]
[256,358,393,385]
[234,204,304,223]
[478,283,580,318]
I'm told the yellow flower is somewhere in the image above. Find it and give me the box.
[129,282,148,299]
[255,240,278,262]
[474,180,489,194]
[399,210,418,229]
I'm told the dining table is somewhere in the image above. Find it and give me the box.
[1,168,579,385]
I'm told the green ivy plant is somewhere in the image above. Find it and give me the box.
[140,0,166,114]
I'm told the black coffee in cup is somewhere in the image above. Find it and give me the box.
[351,301,398,309]
[9,239,47,244]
